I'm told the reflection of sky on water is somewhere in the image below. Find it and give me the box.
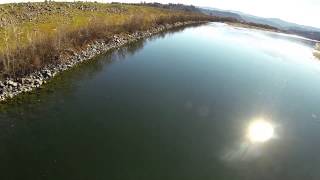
[189,23,320,171]
[194,23,320,75]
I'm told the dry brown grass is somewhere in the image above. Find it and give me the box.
[0,2,215,78]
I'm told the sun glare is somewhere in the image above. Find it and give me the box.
[248,119,274,143]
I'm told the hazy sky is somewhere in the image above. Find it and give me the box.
[1,0,319,28]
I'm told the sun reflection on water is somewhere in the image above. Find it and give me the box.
[221,118,276,163]
[247,119,275,143]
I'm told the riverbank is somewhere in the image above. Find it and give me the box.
[227,22,281,32]
[0,21,207,102]
[0,2,215,76]
[0,2,283,102]
[0,1,217,102]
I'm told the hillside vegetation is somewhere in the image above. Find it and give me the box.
[0,2,215,78]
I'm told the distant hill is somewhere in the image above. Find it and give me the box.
[232,12,320,32]
[201,7,320,41]
[201,8,243,21]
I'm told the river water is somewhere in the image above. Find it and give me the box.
[1,23,320,180]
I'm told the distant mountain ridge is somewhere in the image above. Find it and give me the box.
[201,7,320,40]
[200,8,243,21]
[228,10,320,32]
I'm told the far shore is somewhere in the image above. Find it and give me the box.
[315,43,320,60]
[226,22,282,33]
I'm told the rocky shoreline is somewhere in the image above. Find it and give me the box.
[0,21,207,102]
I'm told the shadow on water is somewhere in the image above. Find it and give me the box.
[0,23,213,180]
[0,40,145,119]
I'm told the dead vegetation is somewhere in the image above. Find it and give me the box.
[0,2,215,78]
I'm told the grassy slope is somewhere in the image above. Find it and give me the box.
[0,2,190,51]
[0,2,213,77]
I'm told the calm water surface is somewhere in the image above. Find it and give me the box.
[1,23,320,180]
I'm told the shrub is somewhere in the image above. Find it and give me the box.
[123,14,145,32]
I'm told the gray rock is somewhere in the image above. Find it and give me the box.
[42,70,52,78]
[7,80,18,87]
[33,79,42,85]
